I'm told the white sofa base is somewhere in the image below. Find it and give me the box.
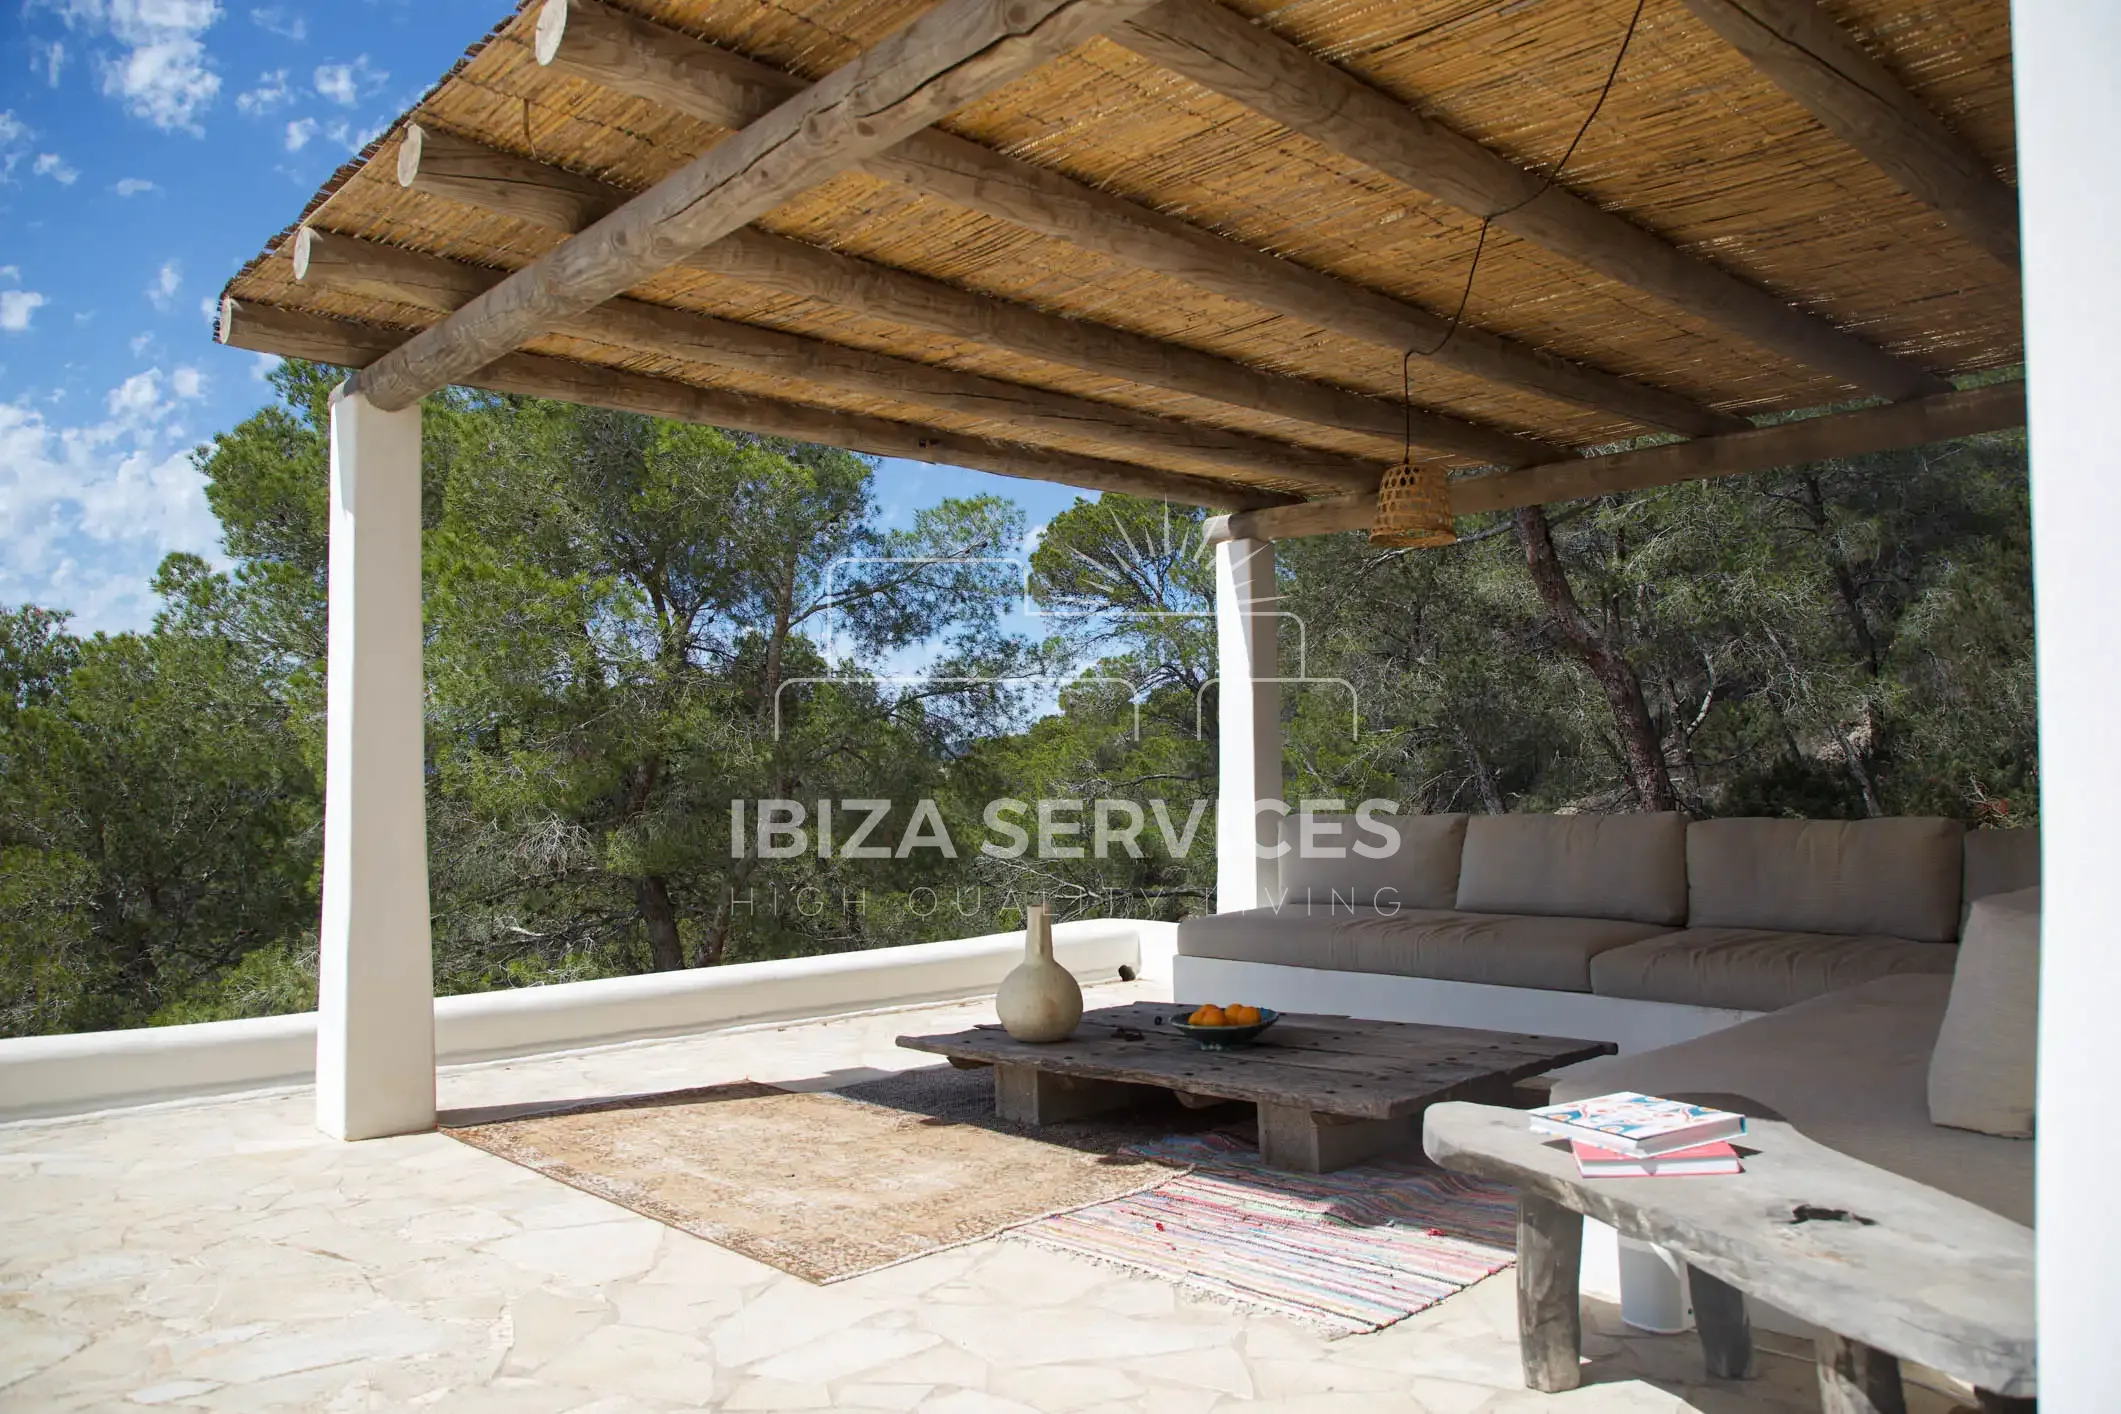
[1174,956,1758,1059]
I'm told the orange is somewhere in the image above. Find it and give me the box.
[1188,1004,1227,1026]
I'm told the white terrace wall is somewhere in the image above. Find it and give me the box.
[0,919,1175,1122]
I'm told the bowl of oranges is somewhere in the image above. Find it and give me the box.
[1167,1002,1280,1049]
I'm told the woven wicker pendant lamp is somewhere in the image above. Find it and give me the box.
[1370,351,1457,549]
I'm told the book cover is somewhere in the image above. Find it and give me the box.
[1528,1091,1748,1156]
[1571,1140,1743,1178]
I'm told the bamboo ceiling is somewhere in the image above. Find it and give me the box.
[217,0,2022,514]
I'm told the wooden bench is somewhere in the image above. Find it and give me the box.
[899,1002,1612,1172]
[1423,1101,2035,1413]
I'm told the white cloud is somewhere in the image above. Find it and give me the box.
[36,41,67,87]
[235,67,290,115]
[112,176,157,195]
[146,259,180,310]
[0,376,227,633]
[129,330,154,356]
[248,6,302,41]
[313,55,384,107]
[0,110,30,178]
[283,115,315,151]
[170,365,204,399]
[33,152,79,185]
[1,291,49,332]
[56,0,226,134]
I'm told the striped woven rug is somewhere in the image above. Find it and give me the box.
[1011,1133,1518,1335]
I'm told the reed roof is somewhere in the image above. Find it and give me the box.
[217,0,2021,511]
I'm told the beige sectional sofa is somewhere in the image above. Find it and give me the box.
[1176,812,2038,1045]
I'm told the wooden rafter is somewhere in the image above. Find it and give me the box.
[293,227,1384,493]
[223,299,1284,509]
[536,0,1740,436]
[1115,0,1953,401]
[350,0,1162,411]
[1203,381,2025,542]
[1678,0,2019,269]
[393,125,1559,467]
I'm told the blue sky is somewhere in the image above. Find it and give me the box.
[0,0,1096,637]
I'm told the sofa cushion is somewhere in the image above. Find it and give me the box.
[1962,828,2040,927]
[1555,975,2031,1226]
[1687,817,1965,944]
[1930,887,2041,1138]
[1176,905,1669,992]
[1588,926,1958,1011]
[1454,813,1688,925]
[1278,812,1466,909]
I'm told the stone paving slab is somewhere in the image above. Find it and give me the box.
[0,983,1974,1411]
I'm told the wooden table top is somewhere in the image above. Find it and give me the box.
[897,1002,1614,1121]
[1424,1101,2036,1398]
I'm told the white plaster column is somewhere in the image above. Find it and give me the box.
[2019,4,2121,1405]
[1214,537,1282,912]
[316,386,436,1141]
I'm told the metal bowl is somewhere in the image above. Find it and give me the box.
[1165,1008,1281,1050]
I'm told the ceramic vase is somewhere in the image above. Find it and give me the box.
[996,900,1082,1043]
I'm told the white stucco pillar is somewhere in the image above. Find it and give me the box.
[1214,537,1281,912]
[316,387,436,1141]
[2018,3,2121,1405]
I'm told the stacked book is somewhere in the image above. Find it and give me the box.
[1526,1092,1747,1178]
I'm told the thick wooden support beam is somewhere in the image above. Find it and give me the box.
[1203,381,2025,541]
[1116,0,1951,402]
[392,126,1553,469]
[294,228,1384,494]
[1815,1332,1907,1414]
[351,0,1160,410]
[537,0,1737,437]
[1516,1194,1584,1393]
[219,300,1284,510]
[1678,0,2018,270]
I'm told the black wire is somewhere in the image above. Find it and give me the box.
[1401,0,1652,409]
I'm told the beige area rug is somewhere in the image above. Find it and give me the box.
[444,1066,1212,1283]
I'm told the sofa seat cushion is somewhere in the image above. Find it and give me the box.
[1176,906,1670,992]
[1588,927,1958,1011]
[1555,975,2031,1226]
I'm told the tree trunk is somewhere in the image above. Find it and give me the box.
[636,874,685,972]
[1514,506,1682,813]
[1799,476,1884,677]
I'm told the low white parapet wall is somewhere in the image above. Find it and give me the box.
[0,918,1177,1122]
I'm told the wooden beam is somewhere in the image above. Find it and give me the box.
[1677,0,2018,269]
[393,124,1558,467]
[1115,0,1952,402]
[1203,381,2025,541]
[350,0,1160,411]
[219,299,1285,510]
[293,227,1382,494]
[537,0,1739,437]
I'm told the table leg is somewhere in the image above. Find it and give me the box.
[1816,1331,1907,1414]
[993,1065,1142,1124]
[1516,1194,1583,1393]
[1255,1103,1413,1172]
[1687,1265,1753,1379]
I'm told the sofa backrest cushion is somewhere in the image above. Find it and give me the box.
[1278,812,1466,909]
[1687,817,1964,943]
[1962,827,2040,927]
[1929,886,2040,1138]
[1454,812,1688,925]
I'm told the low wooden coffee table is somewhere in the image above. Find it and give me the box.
[897,1002,1613,1173]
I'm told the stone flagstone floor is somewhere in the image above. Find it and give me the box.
[0,981,1976,1412]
